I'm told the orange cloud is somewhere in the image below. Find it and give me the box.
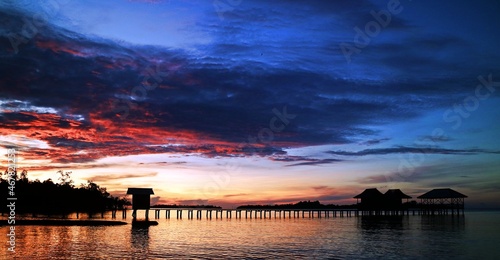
[36,40,88,57]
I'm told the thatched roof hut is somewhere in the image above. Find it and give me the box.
[417,188,467,215]
[417,188,467,199]
[127,188,154,210]
[354,188,384,210]
[384,189,412,209]
[354,188,383,199]
[385,189,412,199]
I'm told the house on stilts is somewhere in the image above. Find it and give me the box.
[417,188,467,215]
[354,188,412,215]
[126,188,154,220]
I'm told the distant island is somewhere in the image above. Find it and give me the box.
[0,169,129,215]
[238,200,356,209]
[152,204,221,209]
[237,200,417,210]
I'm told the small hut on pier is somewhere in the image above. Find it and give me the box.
[354,188,384,211]
[127,188,154,220]
[384,189,412,210]
[417,188,467,215]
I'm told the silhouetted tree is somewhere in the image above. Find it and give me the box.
[0,169,130,215]
[20,169,28,181]
[57,170,74,187]
[3,169,17,180]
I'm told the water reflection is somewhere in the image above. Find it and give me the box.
[356,216,416,258]
[1,212,497,259]
[415,215,467,258]
[358,215,407,231]
[420,215,465,232]
[130,224,150,254]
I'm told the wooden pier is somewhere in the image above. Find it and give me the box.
[67,207,462,221]
[123,208,428,220]
[103,188,467,220]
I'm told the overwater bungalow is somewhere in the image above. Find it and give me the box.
[354,188,413,215]
[417,188,467,215]
[354,188,384,211]
[127,188,154,220]
[384,189,412,210]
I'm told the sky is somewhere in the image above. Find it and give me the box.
[0,0,499,208]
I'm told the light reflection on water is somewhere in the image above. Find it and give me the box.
[1,211,499,259]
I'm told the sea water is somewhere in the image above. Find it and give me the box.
[1,210,499,259]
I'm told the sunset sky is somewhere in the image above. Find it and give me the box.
[1,0,499,208]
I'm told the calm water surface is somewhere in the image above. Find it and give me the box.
[1,210,499,259]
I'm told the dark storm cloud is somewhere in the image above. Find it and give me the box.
[218,0,412,34]
[0,111,38,123]
[0,4,498,164]
[362,36,480,77]
[206,0,415,68]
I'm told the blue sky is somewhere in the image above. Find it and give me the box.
[0,0,499,208]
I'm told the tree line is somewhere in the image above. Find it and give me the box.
[237,200,418,210]
[151,204,221,209]
[237,200,358,209]
[0,169,130,215]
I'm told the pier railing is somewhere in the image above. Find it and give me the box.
[8,207,462,221]
[123,208,429,220]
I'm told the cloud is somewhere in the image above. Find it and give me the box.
[223,193,250,198]
[359,138,390,146]
[138,161,187,166]
[327,146,500,157]
[216,185,358,206]
[0,6,498,167]
[86,172,158,182]
[417,135,453,143]
[270,155,342,167]
[356,162,500,194]
[127,0,166,4]
[151,196,161,205]
[309,185,358,202]
[286,159,343,167]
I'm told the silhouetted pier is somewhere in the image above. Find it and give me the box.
[149,208,362,219]
[116,208,425,220]
[80,205,464,221]
[104,187,467,220]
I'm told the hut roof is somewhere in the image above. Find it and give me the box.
[384,189,412,199]
[127,188,154,195]
[354,188,383,199]
[417,188,467,199]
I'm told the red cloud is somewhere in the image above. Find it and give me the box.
[36,40,89,57]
